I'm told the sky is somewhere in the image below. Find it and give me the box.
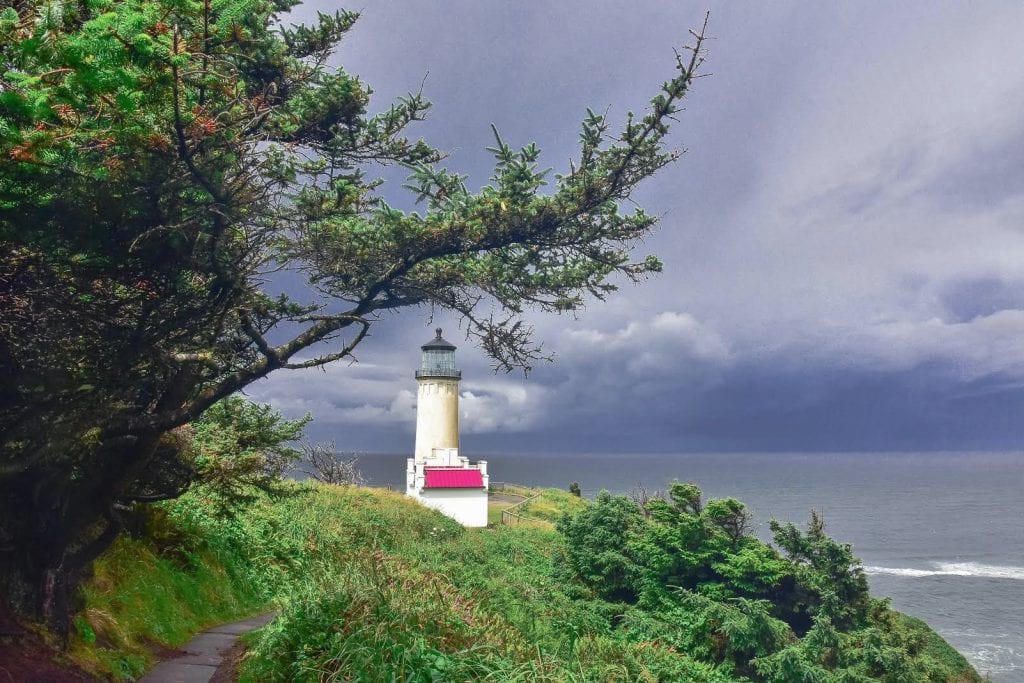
[248,1,1024,454]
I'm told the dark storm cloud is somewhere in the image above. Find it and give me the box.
[456,352,1024,454]
[251,2,1024,452]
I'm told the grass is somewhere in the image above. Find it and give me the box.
[69,482,983,682]
[515,487,588,523]
[488,485,589,529]
[70,534,268,679]
[487,489,525,526]
[70,484,725,680]
[69,484,471,678]
[238,488,730,682]
[488,500,511,525]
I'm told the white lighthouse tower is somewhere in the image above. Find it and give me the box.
[405,329,488,527]
[414,329,460,461]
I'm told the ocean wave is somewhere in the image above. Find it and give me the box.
[864,562,1024,580]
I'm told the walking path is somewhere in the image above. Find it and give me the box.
[488,492,526,505]
[140,612,275,683]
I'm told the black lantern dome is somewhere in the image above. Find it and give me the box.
[417,328,460,378]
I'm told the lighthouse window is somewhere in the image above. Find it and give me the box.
[421,349,456,375]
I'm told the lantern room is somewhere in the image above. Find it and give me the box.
[417,329,460,379]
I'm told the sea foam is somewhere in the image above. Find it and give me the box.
[864,562,1024,580]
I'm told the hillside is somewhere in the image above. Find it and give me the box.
[62,482,981,682]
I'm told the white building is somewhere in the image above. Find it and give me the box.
[405,329,488,527]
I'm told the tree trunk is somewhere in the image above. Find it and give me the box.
[0,432,159,642]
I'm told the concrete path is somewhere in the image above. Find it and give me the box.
[140,612,275,683]
[488,493,527,505]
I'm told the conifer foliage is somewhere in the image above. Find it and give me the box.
[0,0,708,634]
[556,485,934,682]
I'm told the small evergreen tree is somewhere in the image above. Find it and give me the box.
[770,511,871,630]
[189,397,309,512]
[557,491,644,602]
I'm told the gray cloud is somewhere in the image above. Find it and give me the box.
[252,2,1024,453]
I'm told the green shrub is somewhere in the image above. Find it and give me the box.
[553,482,983,683]
[71,480,982,683]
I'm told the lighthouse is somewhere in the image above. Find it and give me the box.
[414,329,460,461]
[405,329,488,527]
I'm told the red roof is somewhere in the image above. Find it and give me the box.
[424,467,484,489]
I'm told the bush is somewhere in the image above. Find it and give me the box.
[72,480,982,683]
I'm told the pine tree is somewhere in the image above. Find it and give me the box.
[0,0,708,634]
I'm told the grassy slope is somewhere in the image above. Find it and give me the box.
[516,487,589,523]
[238,486,728,682]
[69,483,980,682]
[489,485,589,528]
[70,523,269,677]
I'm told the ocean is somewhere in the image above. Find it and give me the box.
[351,450,1024,681]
